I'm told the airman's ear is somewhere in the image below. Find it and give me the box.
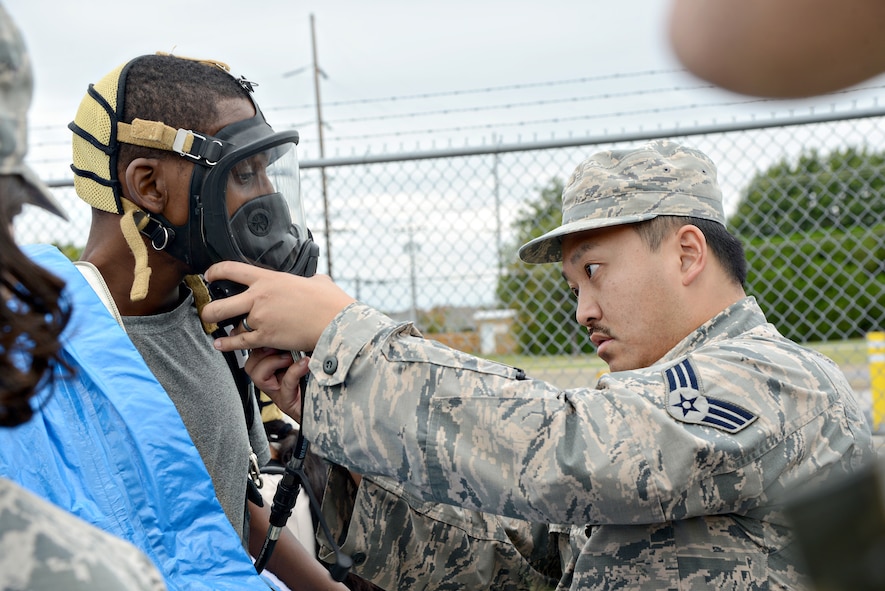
[123,157,167,214]
[677,224,707,286]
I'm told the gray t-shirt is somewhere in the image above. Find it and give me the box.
[0,478,166,590]
[122,290,270,544]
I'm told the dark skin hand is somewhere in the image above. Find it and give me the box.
[246,348,309,424]
[668,0,885,98]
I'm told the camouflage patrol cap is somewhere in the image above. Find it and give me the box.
[0,4,66,218]
[518,139,724,263]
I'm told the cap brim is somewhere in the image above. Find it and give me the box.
[17,164,68,220]
[517,212,658,264]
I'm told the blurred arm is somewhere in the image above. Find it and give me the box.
[248,501,347,591]
[668,0,885,97]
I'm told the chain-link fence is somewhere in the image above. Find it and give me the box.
[17,107,885,429]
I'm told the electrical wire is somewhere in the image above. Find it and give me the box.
[265,68,694,113]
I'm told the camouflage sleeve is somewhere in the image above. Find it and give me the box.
[303,303,666,525]
[303,303,872,527]
[317,467,560,590]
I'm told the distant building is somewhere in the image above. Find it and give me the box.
[386,306,516,356]
[473,309,517,355]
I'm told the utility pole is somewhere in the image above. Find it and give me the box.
[492,134,503,279]
[310,13,334,279]
[402,224,422,324]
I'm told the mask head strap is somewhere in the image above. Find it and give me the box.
[116,118,229,167]
[119,199,153,301]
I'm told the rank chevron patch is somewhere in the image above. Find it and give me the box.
[663,358,757,433]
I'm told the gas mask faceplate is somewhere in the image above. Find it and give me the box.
[69,54,319,299]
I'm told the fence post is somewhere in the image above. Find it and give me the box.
[868,331,885,431]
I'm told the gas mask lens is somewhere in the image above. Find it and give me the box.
[202,128,316,276]
[226,142,305,271]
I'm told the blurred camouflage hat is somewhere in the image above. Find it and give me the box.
[0,4,66,219]
[518,139,724,264]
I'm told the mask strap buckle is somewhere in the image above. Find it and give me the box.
[134,211,176,251]
[150,225,174,251]
[173,129,223,166]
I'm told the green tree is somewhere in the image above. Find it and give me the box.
[730,146,885,342]
[418,306,448,334]
[496,178,594,356]
[731,146,885,237]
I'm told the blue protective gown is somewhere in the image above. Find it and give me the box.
[0,244,273,591]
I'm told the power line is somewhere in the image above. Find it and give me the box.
[313,84,717,125]
[30,82,708,149]
[25,82,885,157]
[264,68,692,112]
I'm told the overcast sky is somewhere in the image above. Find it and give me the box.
[10,0,885,163]
[11,0,885,221]
[9,1,675,122]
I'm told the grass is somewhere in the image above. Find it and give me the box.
[473,337,875,408]
[810,338,870,366]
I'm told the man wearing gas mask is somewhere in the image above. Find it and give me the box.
[66,53,342,591]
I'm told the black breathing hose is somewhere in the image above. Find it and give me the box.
[253,378,353,581]
[207,272,351,580]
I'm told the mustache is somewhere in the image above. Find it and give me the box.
[587,324,613,339]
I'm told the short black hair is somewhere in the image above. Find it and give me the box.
[118,54,252,166]
[633,215,748,286]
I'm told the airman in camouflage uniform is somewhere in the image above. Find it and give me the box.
[204,140,875,590]
[0,3,165,589]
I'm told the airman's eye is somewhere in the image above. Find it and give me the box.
[585,263,599,279]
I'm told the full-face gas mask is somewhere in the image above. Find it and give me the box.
[69,54,319,302]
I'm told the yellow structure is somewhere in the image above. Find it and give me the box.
[869,332,885,430]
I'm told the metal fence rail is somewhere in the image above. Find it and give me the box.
[18,107,885,428]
